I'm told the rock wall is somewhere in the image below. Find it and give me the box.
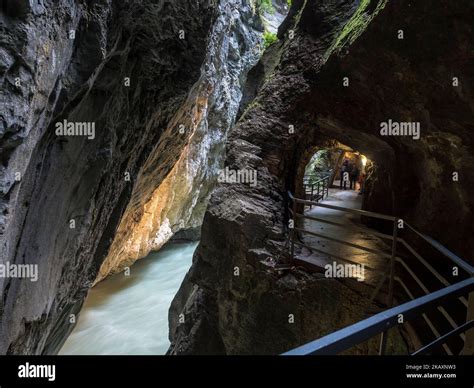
[97,0,263,282]
[0,0,261,354]
[169,0,474,354]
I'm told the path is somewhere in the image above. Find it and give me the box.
[296,184,391,294]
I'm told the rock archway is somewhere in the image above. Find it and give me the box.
[169,0,473,355]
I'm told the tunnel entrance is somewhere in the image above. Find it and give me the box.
[296,142,374,206]
[293,143,384,286]
[303,148,372,196]
[286,141,470,355]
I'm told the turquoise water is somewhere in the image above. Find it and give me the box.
[59,242,197,355]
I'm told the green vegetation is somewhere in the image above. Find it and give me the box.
[263,31,278,48]
[286,0,292,7]
[254,0,280,50]
[258,0,275,14]
[305,150,334,182]
[327,0,388,57]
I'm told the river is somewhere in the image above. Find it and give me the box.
[59,242,197,355]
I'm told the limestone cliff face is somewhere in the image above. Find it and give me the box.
[0,0,261,354]
[169,0,473,355]
[96,1,263,282]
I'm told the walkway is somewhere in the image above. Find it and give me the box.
[296,184,391,295]
[289,179,473,355]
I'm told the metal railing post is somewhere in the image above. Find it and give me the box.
[379,218,399,355]
[310,184,314,209]
[317,181,321,201]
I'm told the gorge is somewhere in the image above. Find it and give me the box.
[60,242,197,355]
[1,0,473,356]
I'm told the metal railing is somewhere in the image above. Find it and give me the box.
[285,191,474,355]
[302,175,330,209]
[283,278,474,355]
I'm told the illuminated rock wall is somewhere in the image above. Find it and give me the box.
[97,2,263,281]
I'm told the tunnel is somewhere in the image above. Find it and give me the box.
[0,0,473,360]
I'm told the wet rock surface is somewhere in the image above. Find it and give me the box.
[0,0,260,354]
[169,0,473,354]
[0,0,472,356]
[97,0,263,282]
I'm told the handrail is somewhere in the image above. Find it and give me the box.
[394,276,453,355]
[294,227,393,259]
[411,320,474,355]
[303,175,331,185]
[285,191,474,355]
[282,278,474,355]
[404,222,474,276]
[398,237,468,308]
[301,175,330,209]
[288,191,397,221]
[395,260,467,344]
[295,212,395,241]
[289,191,472,277]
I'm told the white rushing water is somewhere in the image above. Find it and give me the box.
[59,242,197,355]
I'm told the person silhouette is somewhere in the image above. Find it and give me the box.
[340,159,349,190]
